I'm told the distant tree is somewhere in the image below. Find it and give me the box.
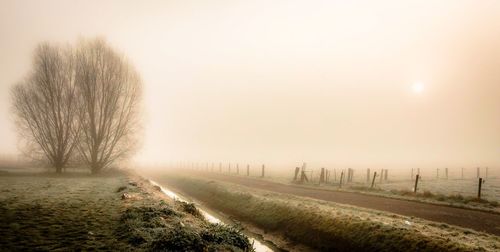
[11,43,79,173]
[74,39,142,174]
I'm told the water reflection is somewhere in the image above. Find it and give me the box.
[149,180,274,252]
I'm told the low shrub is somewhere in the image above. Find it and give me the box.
[398,189,414,196]
[422,190,434,198]
[118,204,251,251]
[178,201,202,218]
[151,226,204,252]
[201,223,251,249]
[118,205,180,246]
[116,186,127,192]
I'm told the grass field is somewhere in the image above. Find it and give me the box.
[156,172,500,252]
[0,171,252,251]
[199,165,500,212]
[379,178,500,201]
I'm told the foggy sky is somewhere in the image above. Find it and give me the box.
[1,0,499,168]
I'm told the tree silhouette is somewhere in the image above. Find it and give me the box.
[74,39,142,174]
[11,43,79,173]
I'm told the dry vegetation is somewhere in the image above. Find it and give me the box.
[158,173,500,252]
[0,171,251,251]
[283,182,500,214]
[234,170,500,213]
[301,181,500,214]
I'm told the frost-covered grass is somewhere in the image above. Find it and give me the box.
[297,180,500,213]
[0,172,251,251]
[225,166,500,203]
[379,178,500,203]
[223,172,500,213]
[0,173,132,251]
[160,174,500,252]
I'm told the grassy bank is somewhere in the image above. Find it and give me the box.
[160,174,500,252]
[0,171,251,251]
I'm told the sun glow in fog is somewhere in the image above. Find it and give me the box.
[412,82,424,94]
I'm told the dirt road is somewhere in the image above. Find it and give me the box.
[197,172,500,236]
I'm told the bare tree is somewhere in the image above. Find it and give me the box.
[11,43,79,173]
[74,39,142,174]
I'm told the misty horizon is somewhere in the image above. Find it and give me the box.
[1,0,499,169]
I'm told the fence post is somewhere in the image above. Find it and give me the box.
[236,164,239,175]
[478,177,483,199]
[326,169,330,183]
[300,170,309,183]
[371,171,377,189]
[339,171,344,188]
[320,168,325,183]
[384,169,388,181]
[379,169,383,183]
[414,174,420,193]
[436,168,439,179]
[367,168,371,183]
[334,169,337,182]
[445,168,448,179]
[247,164,250,176]
[477,167,480,178]
[261,164,265,178]
[294,167,300,181]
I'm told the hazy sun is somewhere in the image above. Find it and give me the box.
[412,82,424,94]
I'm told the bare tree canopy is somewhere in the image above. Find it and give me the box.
[11,39,142,174]
[11,43,79,173]
[75,39,142,174]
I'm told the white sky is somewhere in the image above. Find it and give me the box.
[1,0,499,168]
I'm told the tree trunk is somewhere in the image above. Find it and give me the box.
[91,164,101,174]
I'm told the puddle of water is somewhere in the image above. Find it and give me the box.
[149,180,274,252]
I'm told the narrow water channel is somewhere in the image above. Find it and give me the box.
[148,180,276,252]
